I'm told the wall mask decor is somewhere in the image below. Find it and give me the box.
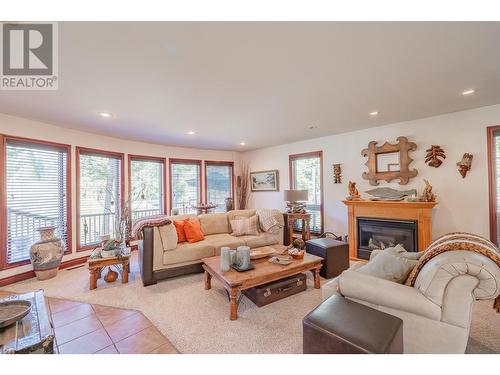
[361,136,418,186]
[457,153,473,178]
[333,164,342,184]
[425,145,446,168]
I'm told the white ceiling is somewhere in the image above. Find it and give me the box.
[1,22,500,151]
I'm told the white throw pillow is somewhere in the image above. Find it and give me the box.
[230,215,259,236]
[356,245,419,284]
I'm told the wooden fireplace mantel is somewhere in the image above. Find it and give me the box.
[343,200,438,260]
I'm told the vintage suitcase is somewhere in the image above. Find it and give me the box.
[244,273,307,307]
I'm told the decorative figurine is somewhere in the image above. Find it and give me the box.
[333,164,342,184]
[457,153,473,178]
[346,181,362,200]
[365,187,417,201]
[420,179,436,202]
[425,145,446,168]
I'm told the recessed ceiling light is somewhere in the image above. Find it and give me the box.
[240,142,246,146]
[308,125,318,130]
[98,111,113,118]
[369,111,379,116]
[462,89,476,96]
[187,131,196,135]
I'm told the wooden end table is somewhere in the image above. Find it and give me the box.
[87,255,130,290]
[286,212,311,245]
[202,244,322,320]
[0,290,55,354]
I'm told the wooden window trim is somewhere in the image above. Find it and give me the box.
[168,158,203,214]
[204,160,235,204]
[128,154,167,216]
[76,146,125,252]
[0,134,72,270]
[487,125,500,244]
[288,150,324,235]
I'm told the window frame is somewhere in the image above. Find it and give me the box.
[76,146,125,252]
[0,134,72,270]
[128,154,167,220]
[204,160,235,209]
[168,158,202,215]
[487,125,500,244]
[288,150,324,235]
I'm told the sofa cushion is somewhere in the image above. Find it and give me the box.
[198,213,230,235]
[239,233,279,248]
[205,233,245,254]
[163,240,215,265]
[173,220,187,243]
[227,209,256,222]
[158,223,178,251]
[356,245,419,284]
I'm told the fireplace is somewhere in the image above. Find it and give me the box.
[356,217,418,260]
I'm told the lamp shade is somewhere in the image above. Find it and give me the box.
[284,190,308,202]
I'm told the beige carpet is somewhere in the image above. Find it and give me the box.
[2,253,499,354]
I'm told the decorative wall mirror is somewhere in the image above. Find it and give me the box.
[362,136,417,185]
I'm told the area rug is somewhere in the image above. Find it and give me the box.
[2,254,499,354]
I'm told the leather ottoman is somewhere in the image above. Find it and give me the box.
[305,238,349,279]
[303,296,403,354]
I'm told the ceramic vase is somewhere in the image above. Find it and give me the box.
[220,247,231,272]
[30,226,65,281]
[104,267,118,283]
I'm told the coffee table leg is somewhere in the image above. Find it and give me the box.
[229,288,240,320]
[89,269,97,290]
[204,270,212,290]
[313,267,321,289]
[122,262,129,284]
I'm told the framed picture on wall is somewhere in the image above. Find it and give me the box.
[250,169,279,192]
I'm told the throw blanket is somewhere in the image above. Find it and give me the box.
[405,232,500,312]
[132,215,172,239]
[256,208,284,234]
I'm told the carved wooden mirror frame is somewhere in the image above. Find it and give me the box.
[361,136,417,185]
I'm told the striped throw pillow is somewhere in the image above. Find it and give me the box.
[230,215,259,236]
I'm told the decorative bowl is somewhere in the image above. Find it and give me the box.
[269,255,293,265]
[0,300,32,328]
[101,249,117,258]
[250,247,276,260]
[290,250,305,260]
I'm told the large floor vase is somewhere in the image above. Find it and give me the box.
[30,226,65,280]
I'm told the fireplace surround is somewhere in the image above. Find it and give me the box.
[343,200,437,260]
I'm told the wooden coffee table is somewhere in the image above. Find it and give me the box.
[202,245,323,320]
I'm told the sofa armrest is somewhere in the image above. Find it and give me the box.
[338,270,441,320]
[138,227,156,286]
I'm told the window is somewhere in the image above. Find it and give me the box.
[169,159,202,215]
[129,156,166,222]
[77,147,124,250]
[289,151,323,234]
[1,137,70,267]
[205,161,234,212]
[488,126,500,245]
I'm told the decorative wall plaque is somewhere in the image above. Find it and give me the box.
[361,136,417,186]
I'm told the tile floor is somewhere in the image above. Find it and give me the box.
[45,297,178,354]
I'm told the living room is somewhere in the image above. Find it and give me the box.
[1,2,499,374]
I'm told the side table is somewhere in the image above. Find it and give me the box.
[285,212,311,246]
[87,255,130,290]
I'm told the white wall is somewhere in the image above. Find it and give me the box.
[242,104,500,241]
[0,113,239,279]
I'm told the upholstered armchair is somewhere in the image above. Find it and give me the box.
[322,236,500,354]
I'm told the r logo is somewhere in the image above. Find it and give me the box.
[2,23,53,75]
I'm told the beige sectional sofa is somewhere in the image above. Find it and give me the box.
[138,209,284,286]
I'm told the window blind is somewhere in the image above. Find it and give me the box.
[79,151,122,247]
[170,162,200,214]
[6,140,69,264]
[130,158,164,222]
[290,154,323,234]
[206,164,233,212]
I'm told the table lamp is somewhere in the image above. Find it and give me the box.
[284,190,308,213]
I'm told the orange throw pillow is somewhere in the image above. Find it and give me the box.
[173,220,187,243]
[183,218,205,244]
